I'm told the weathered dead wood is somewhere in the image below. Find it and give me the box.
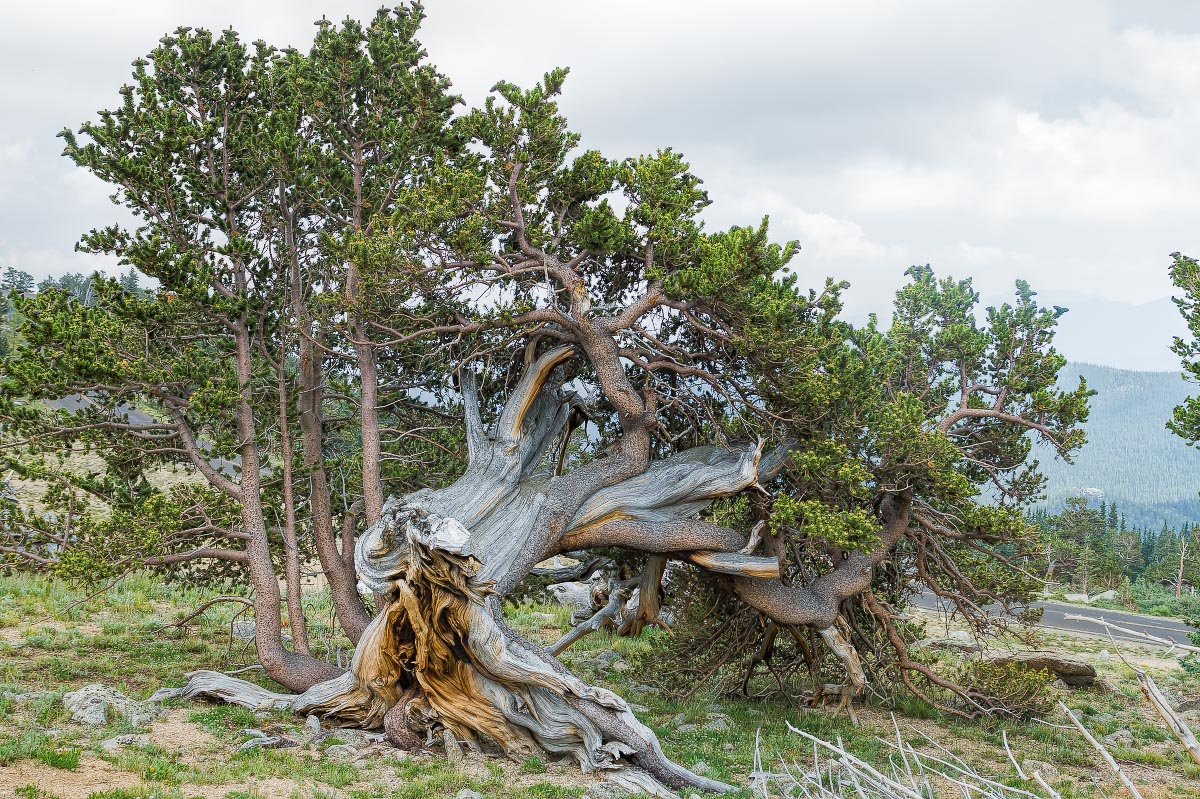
[1062,613,1200,654]
[619,556,670,638]
[1059,701,1145,799]
[551,577,638,655]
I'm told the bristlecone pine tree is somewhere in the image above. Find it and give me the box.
[0,7,1092,794]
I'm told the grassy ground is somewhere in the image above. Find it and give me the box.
[2,573,1200,798]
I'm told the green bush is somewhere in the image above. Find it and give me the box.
[953,660,1053,720]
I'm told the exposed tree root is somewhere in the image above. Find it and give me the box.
[158,508,731,796]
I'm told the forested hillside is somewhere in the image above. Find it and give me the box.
[1040,362,1200,528]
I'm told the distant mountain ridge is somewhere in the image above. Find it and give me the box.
[1036,362,1200,529]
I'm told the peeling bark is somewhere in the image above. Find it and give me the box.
[163,347,906,794]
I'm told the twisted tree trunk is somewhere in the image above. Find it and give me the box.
[163,347,898,795]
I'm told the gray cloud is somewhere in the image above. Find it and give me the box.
[2,0,1196,369]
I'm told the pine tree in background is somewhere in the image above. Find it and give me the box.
[0,267,34,297]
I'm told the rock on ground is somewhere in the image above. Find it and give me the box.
[62,684,161,726]
[984,651,1096,687]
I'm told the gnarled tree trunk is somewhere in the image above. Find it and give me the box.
[163,347,895,795]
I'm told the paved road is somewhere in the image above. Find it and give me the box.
[911,593,1198,647]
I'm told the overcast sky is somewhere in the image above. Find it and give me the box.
[3,0,1198,369]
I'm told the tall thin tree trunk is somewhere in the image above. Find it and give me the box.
[234,321,337,689]
[278,354,310,655]
[280,192,371,641]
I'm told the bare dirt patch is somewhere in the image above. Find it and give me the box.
[0,755,140,799]
[148,707,218,751]
[184,776,319,799]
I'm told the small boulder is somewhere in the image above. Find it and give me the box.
[231,620,256,641]
[63,684,160,727]
[324,743,358,760]
[670,713,688,727]
[675,723,698,734]
[703,717,729,732]
[2,690,50,705]
[547,582,594,610]
[305,714,322,736]
[1091,590,1119,602]
[100,733,150,752]
[456,791,484,799]
[691,761,710,775]
[238,736,283,752]
[593,650,622,668]
[985,651,1096,687]
[1064,593,1091,604]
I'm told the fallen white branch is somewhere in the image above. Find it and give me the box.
[1058,700,1144,799]
[1061,613,1200,654]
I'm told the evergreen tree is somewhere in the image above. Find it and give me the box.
[0,266,34,297]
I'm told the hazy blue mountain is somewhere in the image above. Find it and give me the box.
[1036,362,1200,529]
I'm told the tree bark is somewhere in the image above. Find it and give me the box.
[163,347,902,793]
[278,354,310,655]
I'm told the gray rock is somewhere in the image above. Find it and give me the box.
[984,651,1097,687]
[1102,729,1134,747]
[703,717,729,732]
[231,620,256,641]
[324,743,358,759]
[629,684,652,695]
[238,736,282,752]
[629,703,649,713]
[1022,759,1059,780]
[611,660,631,672]
[1091,590,1119,602]
[547,582,594,610]
[2,691,50,705]
[455,791,484,799]
[305,714,321,736]
[691,761,710,774]
[1064,593,1091,604]
[63,684,160,727]
[593,650,622,667]
[670,713,688,727]
[1158,686,1200,711]
[675,723,699,733]
[100,734,150,752]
